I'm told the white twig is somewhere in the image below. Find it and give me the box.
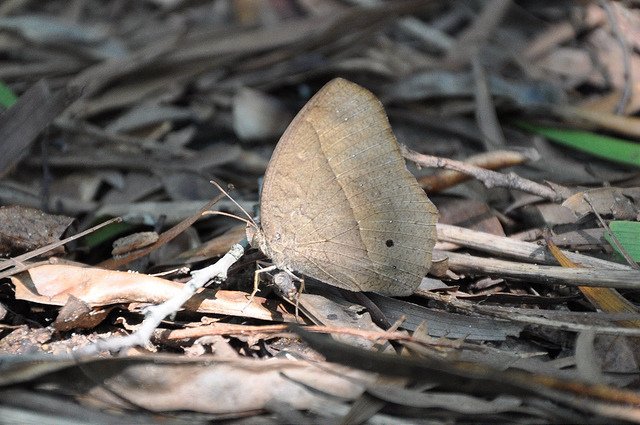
[77,243,246,356]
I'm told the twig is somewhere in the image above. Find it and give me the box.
[444,250,640,289]
[436,223,631,271]
[403,146,563,201]
[77,243,246,356]
[418,149,536,192]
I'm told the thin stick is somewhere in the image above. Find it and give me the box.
[418,149,535,192]
[402,146,562,201]
[444,250,640,289]
[436,223,631,271]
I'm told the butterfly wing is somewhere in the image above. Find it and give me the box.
[259,78,437,296]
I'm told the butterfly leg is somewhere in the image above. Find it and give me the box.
[243,264,278,311]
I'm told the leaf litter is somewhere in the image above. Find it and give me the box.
[1,1,640,423]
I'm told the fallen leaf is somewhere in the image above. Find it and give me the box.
[11,264,295,322]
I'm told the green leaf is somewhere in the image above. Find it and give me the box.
[0,81,17,108]
[606,221,640,262]
[81,220,137,249]
[516,121,640,168]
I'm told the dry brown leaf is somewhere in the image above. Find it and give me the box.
[53,295,111,332]
[563,187,640,220]
[11,264,294,322]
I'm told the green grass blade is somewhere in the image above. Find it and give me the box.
[81,220,138,249]
[606,221,640,262]
[516,121,640,168]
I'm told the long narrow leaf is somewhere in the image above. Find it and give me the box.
[546,236,640,328]
[517,121,640,168]
[607,221,640,262]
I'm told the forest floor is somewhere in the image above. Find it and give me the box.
[1,1,640,423]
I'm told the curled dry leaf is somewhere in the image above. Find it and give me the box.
[428,251,450,278]
[11,264,295,322]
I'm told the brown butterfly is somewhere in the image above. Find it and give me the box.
[249,78,438,296]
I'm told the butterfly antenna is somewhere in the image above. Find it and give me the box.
[210,180,258,229]
[201,210,254,226]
